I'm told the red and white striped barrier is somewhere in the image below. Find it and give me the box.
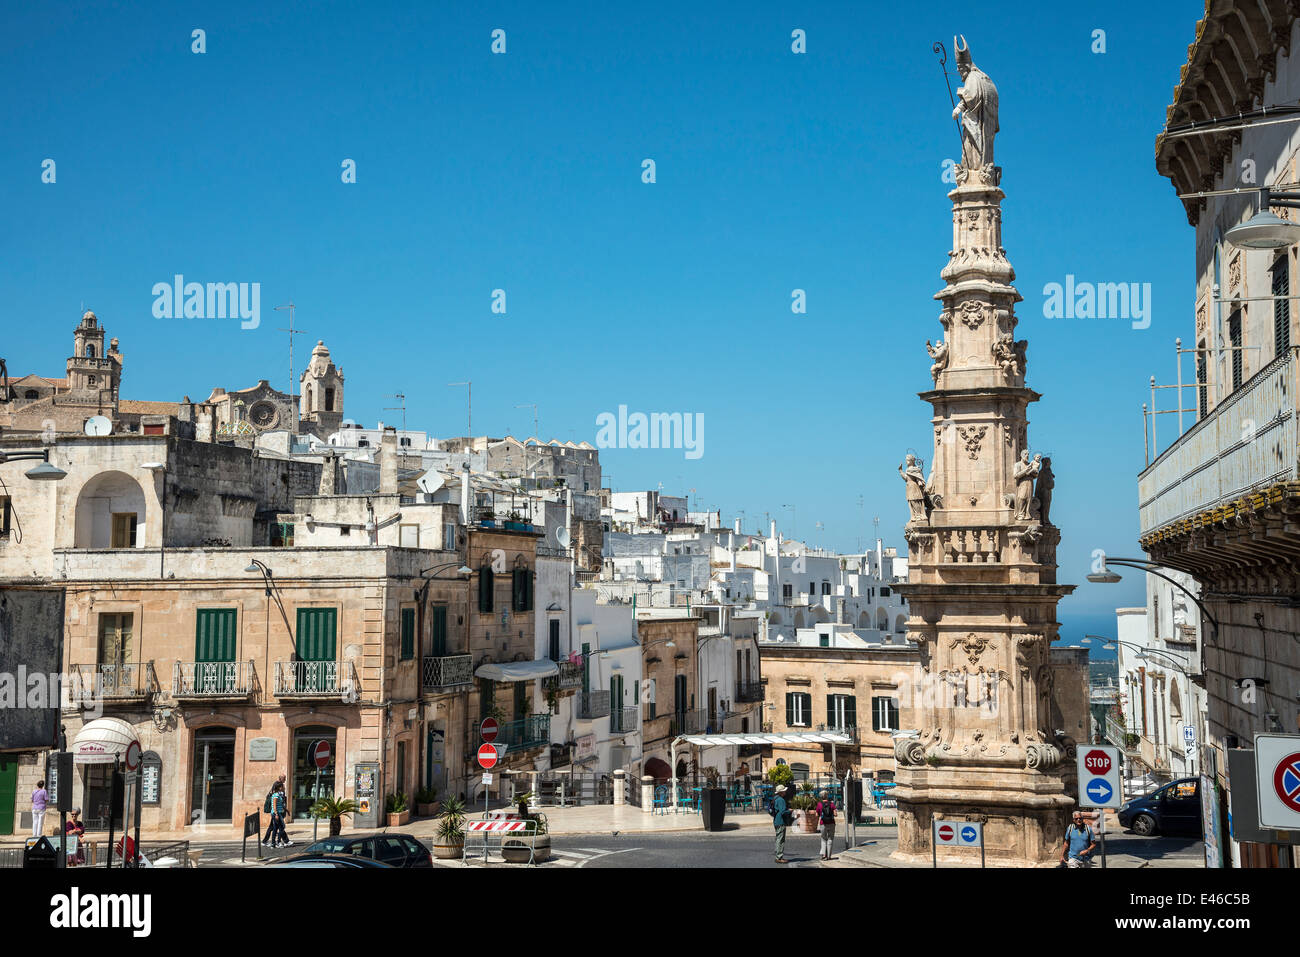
[465,820,529,832]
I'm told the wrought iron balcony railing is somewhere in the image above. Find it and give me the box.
[173,660,256,699]
[610,706,639,734]
[816,723,860,743]
[495,714,551,753]
[275,659,359,699]
[422,654,473,691]
[74,661,158,703]
[543,660,584,692]
[576,690,611,720]
[669,708,709,736]
[735,679,764,703]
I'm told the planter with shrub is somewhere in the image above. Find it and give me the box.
[700,768,727,831]
[310,795,357,837]
[502,812,550,863]
[386,792,411,828]
[433,796,466,859]
[415,787,440,819]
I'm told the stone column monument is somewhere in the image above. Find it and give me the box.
[892,37,1076,865]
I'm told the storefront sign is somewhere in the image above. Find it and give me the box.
[248,738,277,761]
[576,734,596,762]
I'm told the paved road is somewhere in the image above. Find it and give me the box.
[191,823,1203,869]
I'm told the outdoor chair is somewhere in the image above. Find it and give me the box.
[653,785,671,814]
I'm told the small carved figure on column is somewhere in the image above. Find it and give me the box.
[926,338,950,383]
[1013,450,1041,520]
[899,454,929,523]
[1033,456,1054,525]
[992,333,1020,380]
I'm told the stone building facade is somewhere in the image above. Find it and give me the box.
[637,614,700,781]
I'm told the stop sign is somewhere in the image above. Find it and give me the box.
[1083,749,1111,776]
[477,743,499,769]
[312,740,332,770]
[480,717,499,743]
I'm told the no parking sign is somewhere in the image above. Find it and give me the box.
[1255,733,1300,830]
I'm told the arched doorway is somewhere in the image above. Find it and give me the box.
[644,757,671,782]
[74,471,147,548]
[190,727,236,824]
[292,725,337,820]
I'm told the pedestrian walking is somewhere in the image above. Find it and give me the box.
[1060,811,1097,868]
[65,807,86,866]
[263,774,286,846]
[770,784,792,863]
[31,780,48,837]
[816,789,837,860]
[271,782,292,847]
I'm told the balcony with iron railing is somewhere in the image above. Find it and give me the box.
[735,679,764,703]
[816,722,860,744]
[576,690,611,720]
[422,654,473,691]
[543,660,584,692]
[173,660,256,699]
[669,708,709,736]
[274,659,359,699]
[74,661,159,704]
[491,714,551,753]
[1104,712,1141,757]
[1139,346,1299,537]
[610,706,639,734]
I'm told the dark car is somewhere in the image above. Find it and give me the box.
[1117,777,1202,836]
[302,834,433,868]
[266,852,393,869]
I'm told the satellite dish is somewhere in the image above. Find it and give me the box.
[554,527,571,548]
[417,471,445,494]
[84,415,112,437]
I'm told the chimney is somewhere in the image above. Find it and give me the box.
[318,451,338,495]
[734,517,741,534]
[380,427,398,494]
[460,464,471,525]
[770,519,777,540]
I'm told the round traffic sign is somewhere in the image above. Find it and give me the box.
[1083,749,1112,776]
[960,826,977,843]
[477,743,499,770]
[1086,779,1113,804]
[124,740,142,772]
[480,717,499,743]
[937,824,954,842]
[312,740,332,770]
[1272,751,1300,813]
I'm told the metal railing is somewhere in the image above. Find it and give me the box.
[576,690,611,719]
[1139,347,1299,535]
[274,659,358,698]
[423,654,473,690]
[816,722,861,743]
[489,714,551,753]
[610,706,639,734]
[543,660,584,691]
[1105,713,1141,755]
[74,661,157,701]
[173,660,255,698]
[735,679,764,703]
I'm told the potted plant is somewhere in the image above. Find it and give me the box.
[505,510,528,531]
[433,796,466,860]
[502,810,550,863]
[699,767,727,832]
[385,791,410,828]
[479,508,496,528]
[515,789,534,818]
[310,795,357,837]
[415,786,440,818]
[792,782,819,833]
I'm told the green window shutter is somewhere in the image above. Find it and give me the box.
[800,694,811,725]
[296,607,337,662]
[431,607,447,657]
[195,609,237,663]
[785,693,794,727]
[400,608,415,660]
[581,642,590,693]
[846,696,857,730]
[826,694,834,727]
[479,568,494,613]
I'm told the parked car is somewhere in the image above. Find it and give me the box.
[1117,777,1202,836]
[302,833,433,868]
[266,852,393,869]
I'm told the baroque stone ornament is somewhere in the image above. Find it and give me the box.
[926,338,950,382]
[958,300,985,329]
[953,632,990,665]
[958,425,987,460]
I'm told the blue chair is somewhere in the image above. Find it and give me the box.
[653,785,670,815]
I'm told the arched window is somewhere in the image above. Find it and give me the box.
[304,385,313,413]
[325,387,335,412]
[85,343,96,358]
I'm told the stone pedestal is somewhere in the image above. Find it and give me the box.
[893,156,1076,866]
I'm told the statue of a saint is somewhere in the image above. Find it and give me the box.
[926,338,949,383]
[899,453,929,523]
[1033,456,1054,525]
[992,333,1019,379]
[1013,450,1041,520]
[952,36,999,170]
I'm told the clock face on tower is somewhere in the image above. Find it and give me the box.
[249,401,279,428]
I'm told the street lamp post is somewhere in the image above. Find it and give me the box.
[0,447,68,481]
[1085,555,1218,642]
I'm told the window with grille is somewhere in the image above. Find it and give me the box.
[1196,342,1208,420]
[1229,309,1243,390]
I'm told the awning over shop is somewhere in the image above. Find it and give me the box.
[71,717,140,765]
[474,659,560,682]
[677,731,853,748]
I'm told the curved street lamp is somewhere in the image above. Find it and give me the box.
[0,447,67,481]
[1085,555,1218,642]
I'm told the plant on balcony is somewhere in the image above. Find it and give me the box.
[545,688,559,714]
[310,795,357,837]
[485,704,507,724]
[433,796,466,859]
[385,791,411,828]
[415,786,439,818]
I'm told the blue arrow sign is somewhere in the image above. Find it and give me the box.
[960,826,978,844]
[1086,779,1112,804]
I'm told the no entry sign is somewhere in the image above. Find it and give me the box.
[480,717,499,743]
[934,822,957,845]
[312,740,332,770]
[1256,733,1300,829]
[477,743,499,770]
[1076,744,1121,809]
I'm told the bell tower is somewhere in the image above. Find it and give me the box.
[299,340,344,436]
[66,311,121,400]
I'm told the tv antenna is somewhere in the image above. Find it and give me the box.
[384,392,407,434]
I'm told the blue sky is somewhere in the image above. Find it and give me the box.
[1,1,1204,643]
